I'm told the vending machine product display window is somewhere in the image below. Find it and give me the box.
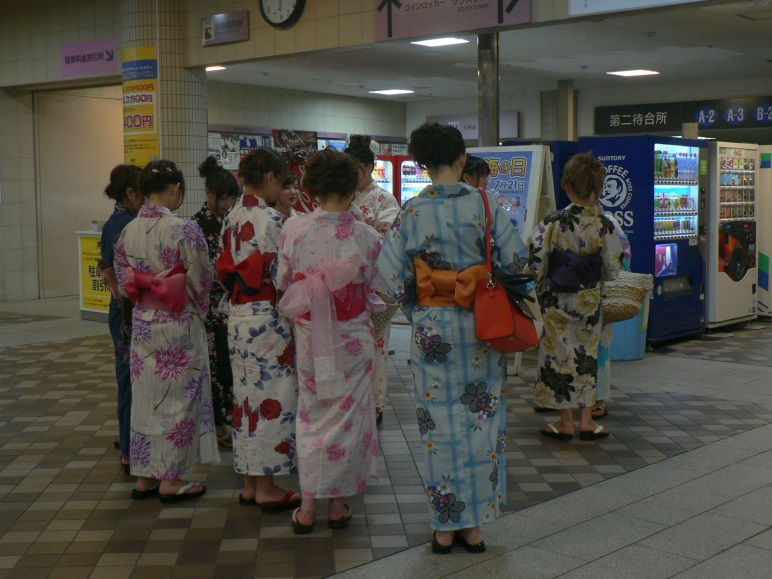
[707,142,758,328]
[577,135,708,345]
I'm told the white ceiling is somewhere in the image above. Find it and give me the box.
[206,0,772,139]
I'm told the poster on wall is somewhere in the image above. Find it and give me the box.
[272,129,319,213]
[122,46,159,166]
[468,146,555,241]
[79,234,111,315]
[220,133,241,171]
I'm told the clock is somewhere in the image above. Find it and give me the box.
[259,0,306,30]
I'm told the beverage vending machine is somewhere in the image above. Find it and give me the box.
[578,136,709,345]
[758,146,772,318]
[706,142,759,327]
[371,155,427,205]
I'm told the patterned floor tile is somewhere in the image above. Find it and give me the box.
[1,313,772,576]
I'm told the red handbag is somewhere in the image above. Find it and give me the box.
[474,191,538,353]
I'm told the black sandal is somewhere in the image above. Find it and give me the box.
[431,531,453,555]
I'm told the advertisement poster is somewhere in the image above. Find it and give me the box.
[79,234,110,313]
[272,129,319,213]
[470,148,534,239]
[220,133,241,171]
[122,46,159,165]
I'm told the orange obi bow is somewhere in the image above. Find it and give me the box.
[415,260,487,309]
[125,265,190,313]
[217,249,276,305]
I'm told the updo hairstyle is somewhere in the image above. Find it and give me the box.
[408,122,465,170]
[560,152,606,201]
[239,147,286,188]
[302,148,359,201]
[138,160,186,202]
[463,155,491,180]
[344,134,376,167]
[198,156,240,199]
[104,164,141,203]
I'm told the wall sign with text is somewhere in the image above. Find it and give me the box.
[595,96,772,135]
[375,0,531,42]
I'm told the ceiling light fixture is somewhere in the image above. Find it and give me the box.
[205,66,226,71]
[411,37,469,47]
[369,89,415,95]
[607,69,660,77]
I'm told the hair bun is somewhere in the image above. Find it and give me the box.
[198,155,222,178]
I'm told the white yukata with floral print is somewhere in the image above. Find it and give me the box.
[114,204,219,480]
[349,181,401,413]
[220,194,298,478]
[277,209,382,499]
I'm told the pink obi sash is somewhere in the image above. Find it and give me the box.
[278,260,370,400]
[125,265,191,313]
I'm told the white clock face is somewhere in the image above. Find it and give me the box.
[261,0,299,25]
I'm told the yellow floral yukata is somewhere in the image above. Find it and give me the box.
[528,203,625,410]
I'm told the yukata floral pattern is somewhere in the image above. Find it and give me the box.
[349,181,401,412]
[528,203,625,410]
[220,194,298,476]
[277,209,382,498]
[114,204,219,479]
[377,183,530,531]
[192,203,234,427]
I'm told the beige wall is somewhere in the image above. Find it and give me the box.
[0,0,121,88]
[0,80,406,301]
[0,88,36,301]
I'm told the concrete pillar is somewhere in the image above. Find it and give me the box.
[557,79,576,141]
[121,0,208,217]
[477,33,499,147]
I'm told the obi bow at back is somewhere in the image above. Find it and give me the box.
[217,248,276,305]
[125,265,191,313]
[279,259,382,400]
[547,248,603,293]
[415,260,487,308]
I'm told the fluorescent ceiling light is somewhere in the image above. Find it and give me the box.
[606,69,660,77]
[411,37,469,47]
[369,89,414,95]
[206,66,226,71]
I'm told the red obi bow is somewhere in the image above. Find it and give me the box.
[217,249,276,305]
[125,265,191,313]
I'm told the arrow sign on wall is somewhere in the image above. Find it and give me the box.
[377,0,402,39]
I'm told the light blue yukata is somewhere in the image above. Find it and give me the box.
[378,182,531,531]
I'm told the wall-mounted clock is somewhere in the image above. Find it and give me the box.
[259,0,306,30]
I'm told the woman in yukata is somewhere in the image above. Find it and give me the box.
[528,153,625,442]
[343,135,401,425]
[461,154,491,191]
[114,160,219,504]
[217,147,301,513]
[99,164,143,475]
[272,172,302,222]
[277,148,384,534]
[192,156,238,449]
[377,122,531,554]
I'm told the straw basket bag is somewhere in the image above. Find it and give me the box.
[601,271,653,324]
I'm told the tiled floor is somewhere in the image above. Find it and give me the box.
[1,298,772,578]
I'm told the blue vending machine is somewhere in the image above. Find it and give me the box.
[578,136,709,345]
[548,141,580,209]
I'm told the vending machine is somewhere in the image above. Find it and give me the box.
[758,146,772,318]
[372,155,423,205]
[706,142,759,327]
[578,136,709,345]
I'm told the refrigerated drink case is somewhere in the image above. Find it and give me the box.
[372,159,394,196]
[706,142,758,327]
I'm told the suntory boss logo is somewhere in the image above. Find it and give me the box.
[598,156,634,228]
